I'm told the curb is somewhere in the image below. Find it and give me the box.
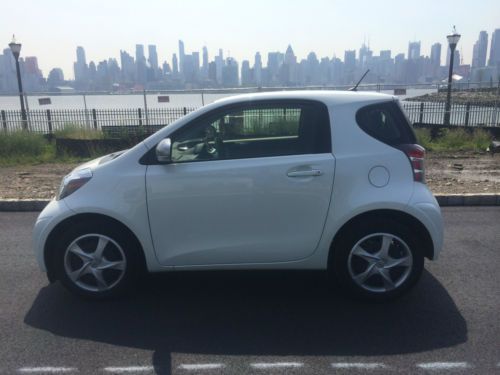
[434,194,500,207]
[0,199,51,212]
[0,194,499,212]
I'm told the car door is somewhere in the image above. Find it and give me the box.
[146,100,335,266]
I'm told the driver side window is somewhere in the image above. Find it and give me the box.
[171,118,222,162]
[171,101,330,163]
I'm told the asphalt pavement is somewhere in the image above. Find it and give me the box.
[0,207,499,374]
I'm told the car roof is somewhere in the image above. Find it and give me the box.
[213,90,395,107]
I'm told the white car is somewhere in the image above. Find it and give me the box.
[33,91,443,300]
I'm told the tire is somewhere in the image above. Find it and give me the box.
[53,220,142,299]
[330,219,424,301]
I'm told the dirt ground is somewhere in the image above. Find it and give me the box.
[0,152,499,199]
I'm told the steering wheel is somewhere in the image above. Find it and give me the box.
[203,125,218,155]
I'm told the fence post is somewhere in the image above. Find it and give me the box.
[1,110,6,132]
[46,109,53,136]
[464,102,470,126]
[143,90,149,126]
[92,109,98,130]
[183,107,187,115]
[419,102,424,124]
[138,108,143,126]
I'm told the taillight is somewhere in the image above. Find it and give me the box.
[398,144,425,183]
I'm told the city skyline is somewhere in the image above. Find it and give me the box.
[1,27,500,94]
[3,0,500,78]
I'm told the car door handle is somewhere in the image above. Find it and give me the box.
[287,169,323,177]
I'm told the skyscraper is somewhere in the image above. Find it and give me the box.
[178,40,185,74]
[135,44,147,85]
[430,43,442,67]
[241,60,252,86]
[472,31,488,68]
[74,46,88,82]
[488,29,500,67]
[172,53,179,75]
[215,49,224,84]
[120,50,135,82]
[254,52,262,85]
[202,46,209,79]
[148,45,159,70]
[408,41,421,60]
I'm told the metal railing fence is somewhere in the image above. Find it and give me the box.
[1,102,499,134]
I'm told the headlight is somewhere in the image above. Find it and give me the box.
[57,168,93,200]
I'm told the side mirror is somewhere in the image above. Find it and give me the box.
[156,138,172,164]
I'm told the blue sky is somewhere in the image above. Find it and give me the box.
[3,0,500,78]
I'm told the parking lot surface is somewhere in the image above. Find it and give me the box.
[0,207,499,374]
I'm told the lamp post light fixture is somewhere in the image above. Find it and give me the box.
[8,35,28,130]
[444,26,461,126]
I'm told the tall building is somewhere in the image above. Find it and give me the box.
[222,57,238,87]
[172,53,178,75]
[148,45,159,70]
[215,49,224,84]
[178,40,185,73]
[241,60,252,86]
[202,46,209,79]
[135,44,147,85]
[430,43,441,67]
[73,46,88,82]
[358,43,372,68]
[408,41,421,60]
[283,45,298,84]
[472,31,488,68]
[267,51,284,84]
[488,29,500,67]
[254,52,262,85]
[344,50,356,83]
[47,68,64,87]
[120,50,135,82]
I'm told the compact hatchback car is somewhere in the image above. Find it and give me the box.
[33,91,443,300]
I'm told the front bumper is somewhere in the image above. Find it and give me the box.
[32,199,74,272]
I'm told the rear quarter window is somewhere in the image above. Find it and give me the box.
[356,101,416,146]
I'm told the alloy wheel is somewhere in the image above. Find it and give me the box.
[347,232,413,293]
[63,234,127,292]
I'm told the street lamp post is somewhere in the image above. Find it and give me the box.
[8,35,27,130]
[444,27,461,126]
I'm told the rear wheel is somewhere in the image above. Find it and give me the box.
[330,219,424,301]
[54,222,142,299]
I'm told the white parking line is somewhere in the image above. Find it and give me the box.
[18,368,77,373]
[250,362,304,369]
[178,363,225,370]
[103,366,154,373]
[416,362,470,370]
[331,362,387,369]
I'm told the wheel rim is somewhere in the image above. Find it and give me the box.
[63,234,127,292]
[347,233,413,293]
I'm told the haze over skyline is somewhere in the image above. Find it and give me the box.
[3,0,500,78]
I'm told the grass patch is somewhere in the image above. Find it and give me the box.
[414,128,492,152]
[53,124,105,140]
[0,131,94,166]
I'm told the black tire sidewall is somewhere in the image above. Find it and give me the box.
[331,219,424,301]
[54,221,139,299]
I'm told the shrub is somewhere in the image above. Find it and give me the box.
[54,124,105,140]
[0,131,51,159]
[413,127,492,151]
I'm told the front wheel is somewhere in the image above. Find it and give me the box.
[330,220,424,301]
[54,222,141,299]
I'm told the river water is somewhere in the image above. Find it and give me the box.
[0,89,435,110]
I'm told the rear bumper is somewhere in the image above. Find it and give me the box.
[408,184,444,259]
